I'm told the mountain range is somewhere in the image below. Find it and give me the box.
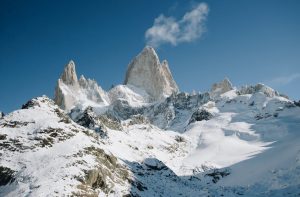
[1,46,300,197]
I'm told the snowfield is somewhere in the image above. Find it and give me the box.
[1,88,299,196]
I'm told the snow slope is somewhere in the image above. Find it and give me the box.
[1,85,300,197]
[0,97,132,196]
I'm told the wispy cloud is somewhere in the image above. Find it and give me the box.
[145,2,209,48]
[268,73,300,86]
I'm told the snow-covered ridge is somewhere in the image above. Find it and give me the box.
[54,46,179,111]
[0,96,132,196]
[1,46,300,196]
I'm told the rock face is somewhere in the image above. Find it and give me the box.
[54,60,80,110]
[238,83,279,97]
[54,61,109,111]
[210,78,233,97]
[189,109,213,124]
[0,96,130,196]
[54,47,179,111]
[60,60,79,86]
[124,46,179,101]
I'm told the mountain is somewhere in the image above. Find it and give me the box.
[124,46,179,101]
[1,47,300,197]
[54,60,109,111]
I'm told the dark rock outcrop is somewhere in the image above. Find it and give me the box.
[189,109,213,124]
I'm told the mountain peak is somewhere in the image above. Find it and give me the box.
[124,46,179,100]
[54,61,110,110]
[60,60,78,86]
[142,45,157,55]
[210,77,233,97]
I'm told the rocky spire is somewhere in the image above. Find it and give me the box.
[54,60,80,110]
[124,46,179,100]
[60,60,79,86]
[54,60,110,110]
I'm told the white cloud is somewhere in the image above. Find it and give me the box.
[145,2,209,48]
[268,73,300,86]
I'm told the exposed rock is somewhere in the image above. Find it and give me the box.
[0,95,131,196]
[146,92,210,130]
[0,134,7,140]
[210,78,233,97]
[72,106,122,136]
[111,99,144,120]
[54,60,80,110]
[143,158,168,171]
[98,114,123,131]
[189,109,213,124]
[74,107,107,136]
[76,107,98,128]
[0,166,15,186]
[54,61,109,111]
[60,60,79,86]
[76,146,130,195]
[22,96,54,109]
[21,99,38,109]
[294,100,300,107]
[238,83,279,97]
[205,168,231,183]
[124,46,179,101]
[0,112,4,118]
[0,120,34,128]
[175,135,186,143]
[127,115,149,126]
[85,169,108,191]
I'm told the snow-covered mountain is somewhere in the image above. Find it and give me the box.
[1,46,300,197]
[54,60,110,111]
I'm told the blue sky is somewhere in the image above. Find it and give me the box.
[0,0,299,113]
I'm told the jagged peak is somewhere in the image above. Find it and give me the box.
[22,95,56,109]
[79,74,86,81]
[60,60,78,86]
[211,77,233,97]
[223,77,232,85]
[142,45,158,57]
[54,61,110,110]
[124,46,179,100]
[78,75,87,87]
[238,83,279,97]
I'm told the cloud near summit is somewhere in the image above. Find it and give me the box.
[145,2,209,48]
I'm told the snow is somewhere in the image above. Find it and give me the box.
[1,48,300,196]
[97,88,300,196]
[1,85,300,196]
[0,97,129,196]
[108,84,151,107]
